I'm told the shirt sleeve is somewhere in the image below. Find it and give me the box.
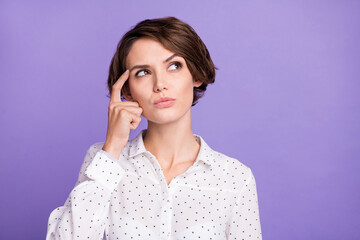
[227,168,262,240]
[46,144,126,240]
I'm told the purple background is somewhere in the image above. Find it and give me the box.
[1,1,359,239]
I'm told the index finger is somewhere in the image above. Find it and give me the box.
[110,69,130,103]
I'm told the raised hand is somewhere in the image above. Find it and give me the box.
[102,69,143,159]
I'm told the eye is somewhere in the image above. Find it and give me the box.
[168,62,182,71]
[135,69,150,77]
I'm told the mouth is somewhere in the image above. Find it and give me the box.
[154,97,176,104]
[154,99,176,108]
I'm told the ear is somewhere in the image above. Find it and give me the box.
[193,79,203,88]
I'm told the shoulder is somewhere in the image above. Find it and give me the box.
[213,150,249,171]
[86,142,106,155]
[210,147,251,175]
[198,134,249,173]
[211,149,255,193]
[85,141,132,158]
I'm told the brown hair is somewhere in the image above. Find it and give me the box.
[106,16,217,106]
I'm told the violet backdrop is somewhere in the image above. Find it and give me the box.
[1,0,359,239]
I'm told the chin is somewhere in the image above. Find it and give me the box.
[144,111,186,124]
[146,115,179,125]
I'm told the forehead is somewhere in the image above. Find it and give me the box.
[126,38,177,67]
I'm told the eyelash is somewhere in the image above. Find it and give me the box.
[135,61,182,77]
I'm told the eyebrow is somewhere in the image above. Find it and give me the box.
[129,54,179,73]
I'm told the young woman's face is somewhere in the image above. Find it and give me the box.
[125,38,202,124]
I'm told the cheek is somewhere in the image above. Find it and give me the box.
[128,80,139,99]
[178,81,195,105]
[185,80,195,94]
[129,83,146,103]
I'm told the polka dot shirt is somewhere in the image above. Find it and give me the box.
[46,129,262,240]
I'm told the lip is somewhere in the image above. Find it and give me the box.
[154,97,176,104]
[154,97,176,108]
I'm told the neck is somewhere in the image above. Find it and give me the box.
[143,109,200,170]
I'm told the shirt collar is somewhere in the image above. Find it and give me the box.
[128,129,215,167]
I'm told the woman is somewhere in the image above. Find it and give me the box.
[46,16,262,240]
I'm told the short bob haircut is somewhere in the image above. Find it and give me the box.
[106,16,217,107]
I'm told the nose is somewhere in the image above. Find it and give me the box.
[153,72,168,92]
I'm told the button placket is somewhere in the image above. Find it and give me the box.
[147,152,178,239]
[159,182,177,240]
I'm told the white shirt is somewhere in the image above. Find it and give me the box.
[46,129,262,240]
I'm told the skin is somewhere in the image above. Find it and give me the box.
[123,38,203,182]
[103,38,202,184]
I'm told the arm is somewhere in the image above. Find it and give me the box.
[227,168,262,240]
[46,144,126,240]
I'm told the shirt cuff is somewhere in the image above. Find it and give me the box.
[84,150,125,191]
